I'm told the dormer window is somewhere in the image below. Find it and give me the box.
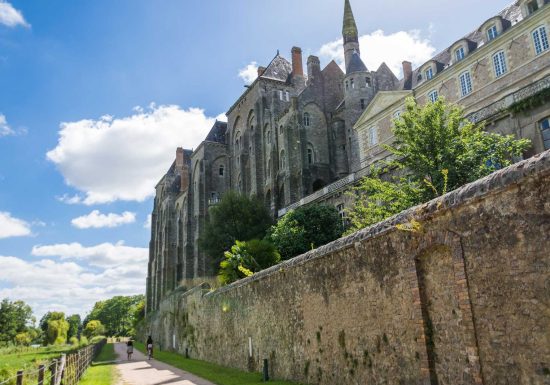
[487,25,498,41]
[455,46,465,62]
[425,67,433,80]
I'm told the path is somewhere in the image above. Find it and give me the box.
[113,343,216,385]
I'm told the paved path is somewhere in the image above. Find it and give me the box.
[113,343,216,385]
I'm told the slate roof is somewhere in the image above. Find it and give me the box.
[347,50,368,74]
[205,121,227,144]
[261,54,293,83]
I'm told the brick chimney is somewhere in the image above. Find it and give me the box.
[257,66,266,77]
[175,147,184,168]
[402,61,412,90]
[291,47,304,77]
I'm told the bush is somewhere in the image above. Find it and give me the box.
[90,335,106,344]
[69,336,79,346]
[79,336,89,347]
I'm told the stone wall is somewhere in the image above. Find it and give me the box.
[146,150,550,385]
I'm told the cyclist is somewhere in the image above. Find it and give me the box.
[146,335,153,360]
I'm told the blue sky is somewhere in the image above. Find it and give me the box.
[0,0,513,319]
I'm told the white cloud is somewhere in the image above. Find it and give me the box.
[0,255,146,319]
[143,214,152,229]
[0,211,31,239]
[0,1,29,28]
[47,105,217,205]
[319,29,436,78]
[31,241,148,268]
[71,210,136,229]
[0,114,15,137]
[238,61,259,84]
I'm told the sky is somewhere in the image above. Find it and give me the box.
[0,0,514,320]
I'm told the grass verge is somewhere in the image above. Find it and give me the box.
[78,343,117,385]
[134,341,304,385]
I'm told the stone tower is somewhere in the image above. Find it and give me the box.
[343,0,360,71]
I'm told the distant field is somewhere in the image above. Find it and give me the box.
[0,345,74,384]
[78,343,117,385]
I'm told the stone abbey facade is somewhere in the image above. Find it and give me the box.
[146,0,550,313]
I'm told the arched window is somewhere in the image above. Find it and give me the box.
[279,125,283,135]
[492,50,507,77]
[532,25,549,55]
[219,165,224,176]
[303,113,311,127]
[307,148,314,165]
[280,150,286,170]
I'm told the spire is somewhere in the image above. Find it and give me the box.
[342,0,358,43]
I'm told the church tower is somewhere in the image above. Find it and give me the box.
[343,0,360,72]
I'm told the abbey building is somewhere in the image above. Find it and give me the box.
[146,0,550,312]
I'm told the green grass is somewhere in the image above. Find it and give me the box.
[0,345,75,385]
[78,343,117,385]
[134,341,304,385]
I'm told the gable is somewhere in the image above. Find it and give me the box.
[354,91,412,130]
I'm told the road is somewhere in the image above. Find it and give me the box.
[113,343,215,385]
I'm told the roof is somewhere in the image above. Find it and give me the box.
[260,54,292,82]
[205,121,227,144]
[347,50,368,74]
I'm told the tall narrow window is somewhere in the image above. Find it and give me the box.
[492,51,507,77]
[345,81,349,90]
[350,78,355,89]
[425,67,434,80]
[365,77,372,87]
[428,90,438,103]
[219,165,224,176]
[540,117,550,150]
[303,113,311,127]
[279,90,284,100]
[368,126,378,146]
[455,46,465,62]
[533,26,549,55]
[487,25,498,41]
[307,148,314,165]
[280,150,286,170]
[459,71,472,97]
[360,99,366,109]
[279,125,283,136]
[266,130,271,144]
[285,91,290,102]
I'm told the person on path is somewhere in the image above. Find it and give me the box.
[146,335,154,360]
[126,339,134,360]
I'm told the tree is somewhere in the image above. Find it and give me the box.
[66,314,81,341]
[84,295,144,336]
[200,191,273,266]
[0,299,34,346]
[388,97,530,200]
[269,204,342,260]
[83,320,105,338]
[218,239,281,285]
[46,312,69,345]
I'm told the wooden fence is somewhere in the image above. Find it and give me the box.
[0,339,106,385]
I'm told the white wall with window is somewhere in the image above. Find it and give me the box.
[459,71,473,97]
[532,25,549,55]
[492,50,508,77]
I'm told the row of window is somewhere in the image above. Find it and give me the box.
[345,76,372,91]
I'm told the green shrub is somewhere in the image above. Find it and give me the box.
[79,336,89,347]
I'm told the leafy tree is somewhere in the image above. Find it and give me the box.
[0,299,34,346]
[269,204,342,260]
[200,191,273,266]
[218,239,280,285]
[46,312,69,345]
[84,295,144,336]
[66,314,81,341]
[131,300,145,337]
[388,97,530,200]
[15,332,32,346]
[83,320,105,338]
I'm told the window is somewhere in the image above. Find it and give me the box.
[368,126,378,146]
[303,112,311,127]
[351,78,355,89]
[360,99,366,109]
[492,51,508,77]
[365,77,372,87]
[285,91,290,102]
[266,130,271,144]
[345,81,349,90]
[459,71,472,97]
[280,150,286,169]
[307,148,314,165]
[279,125,283,135]
[425,67,434,80]
[533,26,549,55]
[487,25,498,41]
[219,165,224,176]
[527,0,539,14]
[393,110,401,119]
[541,117,550,150]
[428,90,438,103]
[455,46,465,62]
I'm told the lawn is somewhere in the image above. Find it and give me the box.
[0,345,75,385]
[78,343,117,385]
[134,341,304,385]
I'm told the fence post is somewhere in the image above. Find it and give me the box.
[16,370,23,385]
[38,365,45,385]
[50,360,57,385]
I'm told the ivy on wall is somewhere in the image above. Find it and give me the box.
[508,87,550,114]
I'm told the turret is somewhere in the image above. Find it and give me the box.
[343,0,360,73]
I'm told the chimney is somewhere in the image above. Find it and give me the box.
[402,61,412,90]
[307,55,321,84]
[291,47,304,77]
[176,147,184,168]
[257,66,266,77]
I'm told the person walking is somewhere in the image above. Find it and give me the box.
[146,335,154,360]
[126,339,134,360]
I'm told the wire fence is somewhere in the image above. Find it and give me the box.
[0,339,105,385]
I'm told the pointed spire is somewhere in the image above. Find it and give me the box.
[342,0,358,42]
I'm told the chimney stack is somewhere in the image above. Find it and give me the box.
[291,47,304,77]
[307,55,321,84]
[176,147,184,168]
[402,61,412,90]
[257,66,266,77]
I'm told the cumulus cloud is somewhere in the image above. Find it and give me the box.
[143,214,152,229]
[238,61,259,84]
[0,255,146,318]
[319,29,436,78]
[0,1,30,28]
[47,104,217,205]
[0,114,14,137]
[0,211,31,239]
[71,210,136,229]
[31,241,148,268]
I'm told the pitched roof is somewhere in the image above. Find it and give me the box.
[205,121,227,144]
[261,54,292,82]
[347,51,368,74]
